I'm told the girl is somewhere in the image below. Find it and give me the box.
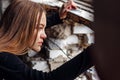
[0,0,93,80]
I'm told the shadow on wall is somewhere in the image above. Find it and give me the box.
[92,0,120,80]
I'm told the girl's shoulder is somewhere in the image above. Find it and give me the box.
[0,52,24,66]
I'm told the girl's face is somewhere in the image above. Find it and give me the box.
[31,12,47,52]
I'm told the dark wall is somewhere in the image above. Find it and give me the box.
[92,0,120,80]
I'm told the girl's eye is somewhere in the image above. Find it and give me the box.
[38,27,43,30]
[35,25,43,30]
[35,24,45,30]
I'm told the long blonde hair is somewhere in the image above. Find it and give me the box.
[0,0,45,55]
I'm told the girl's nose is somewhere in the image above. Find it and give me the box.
[41,32,47,39]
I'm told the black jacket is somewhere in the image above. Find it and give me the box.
[46,12,62,28]
[0,46,93,80]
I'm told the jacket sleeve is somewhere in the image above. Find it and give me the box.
[0,46,93,80]
[46,12,62,28]
[25,46,93,80]
[49,46,93,80]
